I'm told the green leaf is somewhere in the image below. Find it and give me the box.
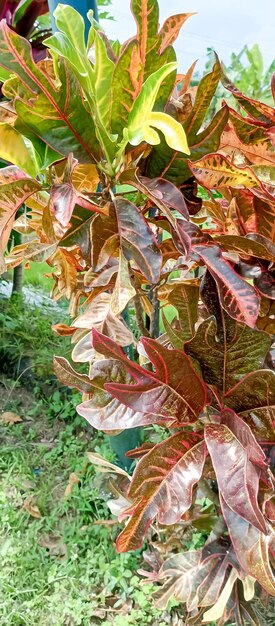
[160,282,199,346]
[45,3,92,96]
[0,22,100,163]
[93,31,115,127]
[184,56,221,142]
[0,123,38,177]
[110,40,143,136]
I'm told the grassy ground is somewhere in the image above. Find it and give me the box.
[0,378,180,626]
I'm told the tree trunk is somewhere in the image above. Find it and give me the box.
[11,231,23,296]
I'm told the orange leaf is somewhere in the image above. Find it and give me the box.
[1,411,22,425]
[23,496,42,518]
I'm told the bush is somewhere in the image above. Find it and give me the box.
[0,1,274,624]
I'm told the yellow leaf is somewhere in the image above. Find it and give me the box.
[202,568,238,622]
[87,452,130,479]
[1,411,22,425]
[64,472,80,497]
[149,112,190,154]
[72,164,99,194]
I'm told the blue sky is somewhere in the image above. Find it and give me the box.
[102,0,274,72]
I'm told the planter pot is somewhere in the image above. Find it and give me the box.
[48,0,99,39]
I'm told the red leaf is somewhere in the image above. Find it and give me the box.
[224,371,275,443]
[221,497,275,596]
[140,175,189,218]
[205,422,267,533]
[194,244,260,327]
[50,182,77,227]
[115,197,162,284]
[92,330,207,424]
[220,408,267,469]
[116,435,206,552]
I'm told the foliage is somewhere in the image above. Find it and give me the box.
[204,44,275,114]
[0,1,274,624]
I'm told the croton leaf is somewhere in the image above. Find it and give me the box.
[121,169,189,224]
[253,195,275,243]
[160,282,199,346]
[254,268,275,299]
[221,120,275,168]
[92,329,207,423]
[0,166,40,272]
[153,540,239,614]
[131,0,159,73]
[77,359,161,432]
[189,153,262,190]
[127,62,189,153]
[184,56,221,143]
[221,497,275,596]
[53,356,95,393]
[221,72,275,125]
[194,245,260,328]
[147,69,228,185]
[214,233,275,263]
[0,22,100,162]
[110,39,142,136]
[114,197,162,284]
[0,122,38,177]
[158,13,195,55]
[224,370,275,442]
[54,357,158,431]
[110,251,136,316]
[91,210,119,271]
[116,434,206,552]
[185,315,271,393]
[205,420,267,533]
[72,291,134,347]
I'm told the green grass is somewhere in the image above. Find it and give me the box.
[23,261,54,291]
[0,399,171,626]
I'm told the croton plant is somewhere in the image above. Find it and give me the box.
[0,1,274,623]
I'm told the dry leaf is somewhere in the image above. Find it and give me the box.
[1,411,23,425]
[64,472,80,497]
[23,496,42,518]
[87,452,130,479]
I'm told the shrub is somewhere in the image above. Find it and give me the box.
[0,1,274,623]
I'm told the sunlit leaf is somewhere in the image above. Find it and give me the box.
[117,435,206,552]
[93,330,207,423]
